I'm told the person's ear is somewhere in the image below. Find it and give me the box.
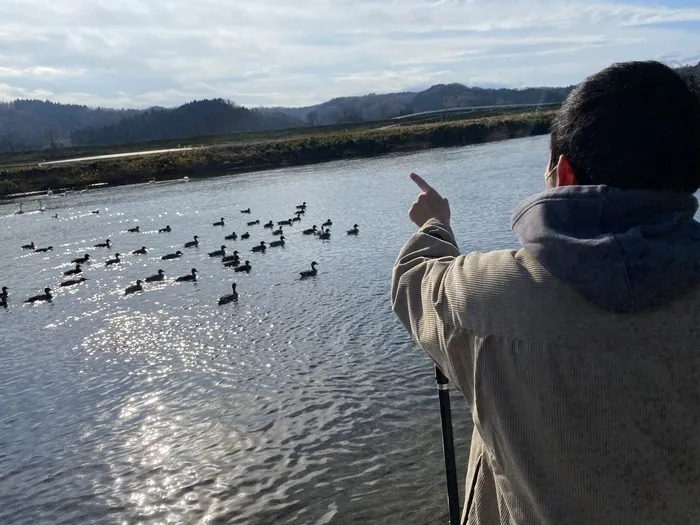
[556,155,578,186]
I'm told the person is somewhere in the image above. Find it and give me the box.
[391,60,700,524]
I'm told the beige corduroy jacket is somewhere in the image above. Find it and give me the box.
[391,218,700,525]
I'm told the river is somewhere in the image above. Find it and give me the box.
[0,135,549,525]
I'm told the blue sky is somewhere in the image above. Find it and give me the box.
[1,0,699,108]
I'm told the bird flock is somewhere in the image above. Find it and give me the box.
[0,201,360,309]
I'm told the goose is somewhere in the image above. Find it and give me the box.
[318,229,331,240]
[272,227,284,236]
[91,210,100,214]
[322,219,333,227]
[21,241,35,250]
[94,239,111,248]
[72,253,91,264]
[218,283,239,305]
[295,209,305,216]
[34,246,53,253]
[296,202,307,210]
[291,216,301,222]
[240,208,251,214]
[221,250,240,263]
[208,245,227,258]
[145,269,165,282]
[263,221,274,229]
[63,264,82,276]
[15,203,25,215]
[175,268,198,282]
[132,246,148,255]
[234,261,252,273]
[251,241,267,253]
[269,236,285,248]
[158,225,171,233]
[25,287,52,303]
[38,200,46,212]
[184,235,199,248]
[124,280,143,295]
[240,232,250,240]
[302,225,317,235]
[347,224,359,235]
[299,261,318,279]
[161,250,183,260]
[224,231,238,241]
[277,219,293,226]
[213,217,225,227]
[127,225,140,233]
[105,253,121,266]
[60,277,87,287]
[247,219,260,226]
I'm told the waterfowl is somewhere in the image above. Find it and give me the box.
[21,241,35,250]
[38,200,46,212]
[60,277,87,287]
[26,287,52,303]
[175,268,198,282]
[296,202,307,210]
[0,287,7,308]
[72,253,90,264]
[322,219,333,227]
[272,227,284,236]
[105,253,121,266]
[145,269,165,282]
[51,214,59,219]
[161,250,183,260]
[132,246,148,255]
[240,208,251,214]
[318,229,331,240]
[34,246,53,253]
[224,231,238,241]
[347,224,359,235]
[295,209,305,216]
[251,241,267,253]
[234,261,252,273]
[158,225,171,233]
[95,239,111,248]
[263,221,274,229]
[247,219,260,226]
[291,216,301,222]
[221,250,240,263]
[277,219,293,226]
[15,203,25,215]
[124,280,143,295]
[208,245,227,258]
[302,225,317,235]
[213,217,225,227]
[184,235,199,248]
[269,236,286,248]
[64,264,82,276]
[241,232,250,240]
[91,210,100,214]
[218,283,238,305]
[299,261,318,279]
[127,225,140,233]
[223,259,240,268]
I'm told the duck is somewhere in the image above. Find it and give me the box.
[291,216,301,222]
[224,231,238,241]
[34,246,53,253]
[161,250,183,260]
[145,269,165,282]
[63,264,82,276]
[21,241,35,250]
[72,253,91,264]
[318,229,331,240]
[124,280,143,295]
[127,225,140,233]
[91,210,100,214]
[241,232,250,240]
[158,225,171,233]
[223,259,240,268]
[218,283,239,305]
[213,217,225,227]
[263,221,274,229]
[184,235,199,248]
[269,236,286,248]
[60,277,87,287]
[251,241,267,253]
[51,214,59,219]
[299,261,318,279]
[0,287,7,308]
[105,253,121,266]
[221,250,240,263]
[208,245,227,258]
[296,202,307,210]
[15,203,25,215]
[175,268,198,282]
[25,287,52,303]
[347,224,359,235]
[247,219,260,226]
[234,261,252,273]
[302,225,317,235]
[295,209,305,216]
[272,227,284,236]
[94,239,111,248]
[240,208,251,214]
[322,219,333,227]
[277,219,293,226]
[132,246,148,255]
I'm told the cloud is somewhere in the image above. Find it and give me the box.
[1,0,699,107]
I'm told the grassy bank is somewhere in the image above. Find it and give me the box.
[0,111,555,198]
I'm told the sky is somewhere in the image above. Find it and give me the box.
[1,0,700,109]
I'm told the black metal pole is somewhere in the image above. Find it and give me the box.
[435,365,460,524]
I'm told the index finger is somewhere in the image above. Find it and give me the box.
[410,172,433,193]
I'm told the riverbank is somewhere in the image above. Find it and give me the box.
[0,111,554,198]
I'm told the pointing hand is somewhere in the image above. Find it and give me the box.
[408,172,451,228]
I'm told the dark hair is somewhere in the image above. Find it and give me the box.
[550,60,700,193]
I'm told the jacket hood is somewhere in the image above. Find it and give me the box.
[511,185,700,313]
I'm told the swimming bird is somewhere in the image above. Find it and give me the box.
[318,229,331,240]
[132,246,148,255]
[291,216,301,222]
[299,261,318,279]
[158,225,171,233]
[240,208,251,214]
[127,226,140,233]
[209,245,227,257]
[95,239,111,248]
[302,225,317,235]
[64,264,82,276]
[91,210,100,214]
[251,241,267,253]
[234,261,251,273]
[269,236,285,248]
[295,209,305,216]
[72,254,90,264]
[60,277,87,287]
[145,269,165,282]
[21,241,35,250]
[347,224,359,235]
[225,231,238,241]
[15,203,25,215]
[322,219,333,227]
[277,219,293,226]
[184,235,199,248]
[34,246,53,253]
[221,250,240,263]
[223,259,240,268]
[272,227,284,236]
[124,280,143,295]
[296,202,307,210]
[51,214,58,219]
[105,253,121,266]
[175,268,198,282]
[213,217,225,227]
[218,283,238,305]
[247,219,260,226]
[0,287,7,308]
[25,287,52,303]
[161,250,183,260]
[263,221,274,229]
[241,232,250,240]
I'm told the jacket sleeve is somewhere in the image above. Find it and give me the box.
[391,217,477,400]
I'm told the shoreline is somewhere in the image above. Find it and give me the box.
[0,111,554,200]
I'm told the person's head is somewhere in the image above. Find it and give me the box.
[547,60,700,193]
